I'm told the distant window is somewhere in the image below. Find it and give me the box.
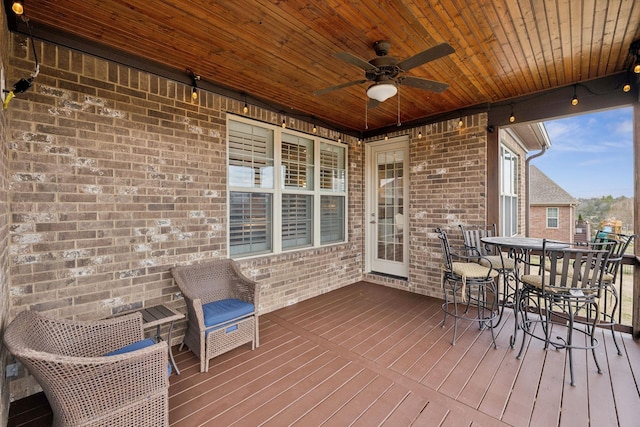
[547,207,559,228]
[499,145,518,236]
[228,117,347,257]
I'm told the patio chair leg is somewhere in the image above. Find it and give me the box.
[516,288,528,360]
[452,283,459,345]
[611,327,622,356]
[567,305,575,386]
[606,286,622,356]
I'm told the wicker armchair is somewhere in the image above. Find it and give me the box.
[3,310,169,427]
[171,259,259,373]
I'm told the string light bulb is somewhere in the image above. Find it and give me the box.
[571,85,578,106]
[635,63,640,74]
[509,104,515,123]
[11,1,23,15]
[458,117,463,127]
[187,69,200,102]
[281,118,286,128]
[418,130,422,139]
[623,82,631,92]
[312,124,317,133]
[243,102,248,114]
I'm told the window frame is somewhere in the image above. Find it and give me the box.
[227,115,348,258]
[499,143,519,237]
[547,207,559,228]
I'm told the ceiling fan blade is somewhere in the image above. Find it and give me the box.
[334,52,378,71]
[398,76,449,93]
[397,43,455,72]
[313,79,368,96]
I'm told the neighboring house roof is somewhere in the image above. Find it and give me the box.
[529,166,578,206]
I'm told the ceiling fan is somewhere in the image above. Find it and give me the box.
[314,40,455,106]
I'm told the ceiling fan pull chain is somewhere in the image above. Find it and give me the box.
[365,98,369,129]
[397,88,401,126]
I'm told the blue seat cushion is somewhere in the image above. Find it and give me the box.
[202,299,254,328]
[105,338,172,376]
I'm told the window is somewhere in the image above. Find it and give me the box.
[228,117,347,257]
[547,207,559,228]
[499,144,518,236]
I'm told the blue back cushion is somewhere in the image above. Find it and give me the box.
[202,299,254,327]
[105,338,172,376]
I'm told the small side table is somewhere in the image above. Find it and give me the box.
[137,305,185,375]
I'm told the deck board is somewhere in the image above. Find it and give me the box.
[8,281,640,427]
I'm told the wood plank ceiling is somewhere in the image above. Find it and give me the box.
[6,0,640,133]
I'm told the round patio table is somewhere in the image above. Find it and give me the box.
[480,236,569,347]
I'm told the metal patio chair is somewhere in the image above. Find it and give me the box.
[516,239,611,386]
[436,227,499,348]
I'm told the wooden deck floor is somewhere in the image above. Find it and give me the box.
[8,281,640,426]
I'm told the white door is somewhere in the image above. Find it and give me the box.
[366,137,409,277]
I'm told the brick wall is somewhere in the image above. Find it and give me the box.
[407,115,488,298]
[5,34,364,400]
[0,3,11,423]
[3,33,489,402]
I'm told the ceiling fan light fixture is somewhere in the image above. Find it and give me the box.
[366,82,397,102]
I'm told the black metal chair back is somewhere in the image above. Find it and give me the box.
[539,239,611,297]
[459,223,498,258]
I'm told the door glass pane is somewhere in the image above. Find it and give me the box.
[376,150,404,262]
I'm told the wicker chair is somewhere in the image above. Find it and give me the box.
[3,310,169,427]
[171,259,259,373]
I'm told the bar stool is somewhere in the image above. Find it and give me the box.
[436,228,499,348]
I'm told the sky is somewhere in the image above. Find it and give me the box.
[535,106,634,199]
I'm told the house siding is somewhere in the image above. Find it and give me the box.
[3,33,489,401]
